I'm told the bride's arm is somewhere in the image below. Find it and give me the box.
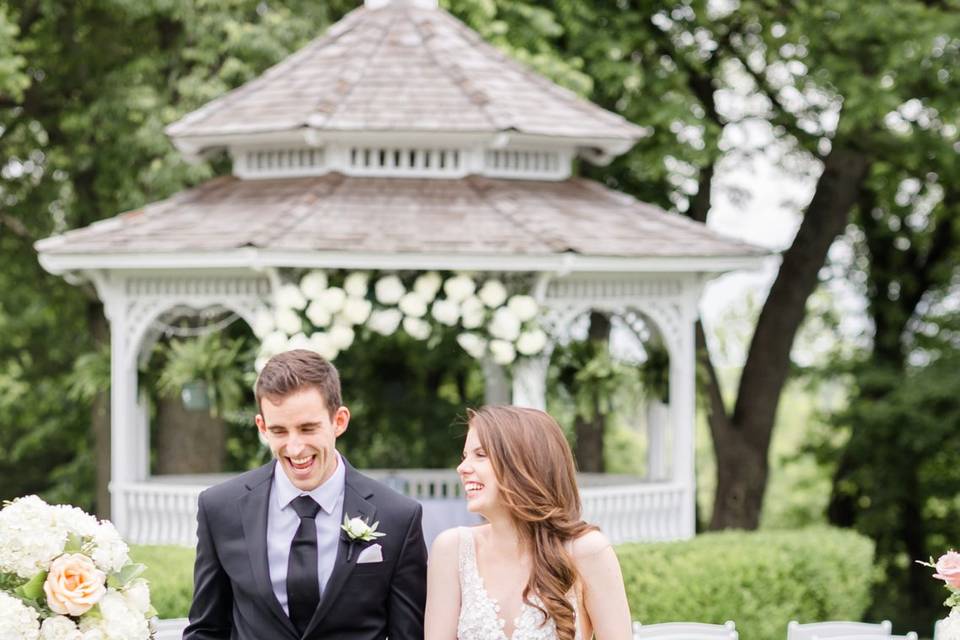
[573,530,632,640]
[425,527,462,640]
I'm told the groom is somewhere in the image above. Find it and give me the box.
[183,350,427,640]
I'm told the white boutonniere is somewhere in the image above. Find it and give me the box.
[341,515,385,561]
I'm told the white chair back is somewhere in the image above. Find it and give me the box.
[788,620,892,640]
[633,621,739,640]
[812,633,916,640]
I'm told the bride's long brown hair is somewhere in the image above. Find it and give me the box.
[467,406,596,640]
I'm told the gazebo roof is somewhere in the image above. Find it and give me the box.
[165,0,645,154]
[36,175,764,273]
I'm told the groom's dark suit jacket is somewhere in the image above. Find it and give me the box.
[182,459,427,640]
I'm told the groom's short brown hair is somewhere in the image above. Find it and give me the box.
[255,350,342,418]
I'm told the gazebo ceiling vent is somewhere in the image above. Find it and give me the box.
[166,0,647,181]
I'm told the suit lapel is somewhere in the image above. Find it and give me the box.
[239,463,299,638]
[303,465,377,637]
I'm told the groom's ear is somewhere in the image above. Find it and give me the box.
[255,413,266,434]
[333,406,350,437]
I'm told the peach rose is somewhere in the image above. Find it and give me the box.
[43,553,107,616]
[934,550,960,589]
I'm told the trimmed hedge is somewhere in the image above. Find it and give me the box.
[134,526,875,636]
[130,545,195,619]
[617,527,874,640]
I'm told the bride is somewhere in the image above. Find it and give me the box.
[425,406,632,640]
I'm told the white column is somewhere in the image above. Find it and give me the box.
[646,400,670,481]
[511,355,549,410]
[669,306,698,539]
[107,298,138,535]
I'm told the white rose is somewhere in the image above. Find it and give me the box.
[368,309,403,336]
[456,333,488,359]
[398,292,428,318]
[275,308,302,336]
[375,275,405,305]
[299,271,328,300]
[403,317,431,340]
[431,299,460,326]
[308,333,339,361]
[516,328,548,356]
[341,298,373,325]
[316,286,346,314]
[443,274,476,302]
[305,300,332,328]
[41,616,81,640]
[276,283,307,310]
[260,331,289,356]
[460,296,486,329]
[478,280,508,308]
[507,295,539,322]
[328,324,355,351]
[489,307,521,342]
[122,580,151,615]
[413,272,443,301]
[343,272,369,298]
[489,339,517,365]
[287,332,312,351]
[342,517,369,539]
[251,308,275,338]
[0,591,40,640]
[90,521,129,573]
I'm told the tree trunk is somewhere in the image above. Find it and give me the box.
[89,303,111,519]
[154,396,226,475]
[708,146,871,529]
[573,312,611,472]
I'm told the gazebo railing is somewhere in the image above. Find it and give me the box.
[111,471,687,547]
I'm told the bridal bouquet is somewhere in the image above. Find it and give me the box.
[920,551,960,640]
[0,495,156,640]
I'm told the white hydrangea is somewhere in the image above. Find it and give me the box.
[413,272,443,301]
[341,298,373,325]
[316,287,346,314]
[489,339,517,365]
[460,296,486,329]
[77,617,104,640]
[305,301,332,328]
[276,284,307,311]
[53,504,99,539]
[40,616,80,640]
[488,307,521,342]
[477,280,508,308]
[443,274,476,303]
[328,324,355,351]
[0,591,40,640]
[343,272,369,298]
[122,580,151,616]
[939,610,960,640]
[374,275,405,305]
[368,309,403,336]
[516,328,548,356]
[287,332,312,352]
[260,331,289,356]
[0,495,66,578]
[507,295,539,322]
[398,292,428,318]
[431,299,460,326]
[308,333,339,361]
[97,591,150,640]
[274,308,302,336]
[254,355,269,373]
[89,521,129,574]
[251,308,275,339]
[456,333,487,359]
[403,317,431,341]
[299,271,328,300]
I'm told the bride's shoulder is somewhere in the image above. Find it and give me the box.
[430,525,486,556]
[570,529,613,561]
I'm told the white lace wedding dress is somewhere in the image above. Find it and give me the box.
[456,527,583,640]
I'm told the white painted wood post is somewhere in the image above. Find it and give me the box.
[669,295,699,539]
[646,400,670,481]
[511,354,549,410]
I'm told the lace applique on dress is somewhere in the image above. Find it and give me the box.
[456,527,582,640]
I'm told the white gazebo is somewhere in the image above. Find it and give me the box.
[36,0,764,547]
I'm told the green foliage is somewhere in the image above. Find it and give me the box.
[155,333,252,419]
[129,545,195,620]
[618,528,876,640]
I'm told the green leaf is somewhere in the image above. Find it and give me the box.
[108,563,146,589]
[14,571,47,601]
[64,532,84,553]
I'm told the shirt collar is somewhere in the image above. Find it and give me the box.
[273,452,345,516]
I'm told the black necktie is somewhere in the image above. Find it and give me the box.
[287,495,321,636]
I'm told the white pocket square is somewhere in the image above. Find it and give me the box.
[356,543,383,564]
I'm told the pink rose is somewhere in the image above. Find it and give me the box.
[933,551,960,589]
[43,553,107,616]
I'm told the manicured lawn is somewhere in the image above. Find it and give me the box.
[130,545,195,619]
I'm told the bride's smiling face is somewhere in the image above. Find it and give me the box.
[457,427,501,515]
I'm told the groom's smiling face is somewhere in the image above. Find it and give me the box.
[256,386,350,491]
